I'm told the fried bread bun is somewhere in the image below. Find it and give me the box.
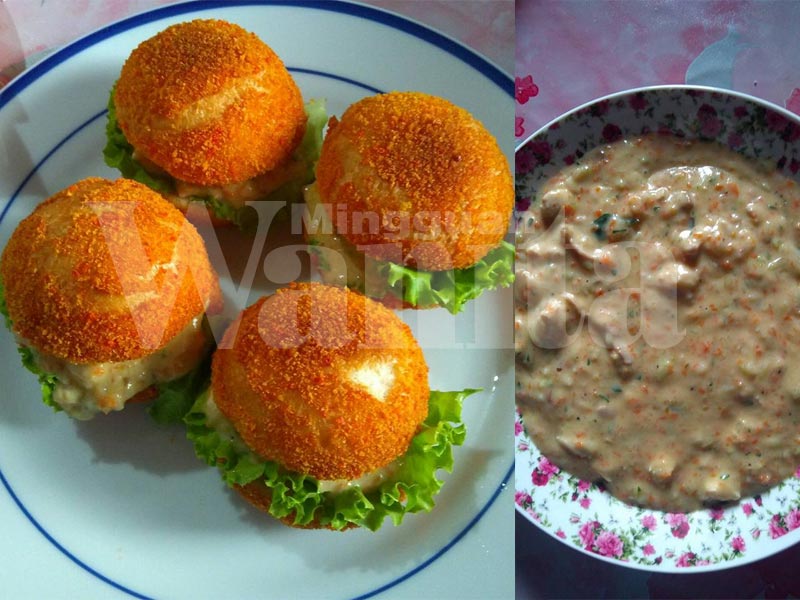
[1,177,221,362]
[314,91,513,271]
[113,19,306,187]
[187,283,471,529]
[211,282,429,483]
[0,177,222,419]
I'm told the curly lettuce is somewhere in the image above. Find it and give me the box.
[104,86,327,229]
[304,184,514,314]
[309,237,514,315]
[17,345,61,412]
[185,388,477,531]
[0,279,61,412]
[379,240,515,314]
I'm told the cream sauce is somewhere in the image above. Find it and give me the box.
[203,391,397,495]
[133,150,304,209]
[516,135,800,511]
[33,316,209,420]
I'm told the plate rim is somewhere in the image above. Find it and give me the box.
[0,0,512,112]
[0,1,514,598]
[514,83,800,153]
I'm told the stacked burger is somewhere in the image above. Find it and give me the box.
[104,19,327,228]
[306,91,514,313]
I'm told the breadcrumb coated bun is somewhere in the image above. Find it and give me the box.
[114,19,306,186]
[315,91,513,271]
[212,282,429,481]
[0,177,222,363]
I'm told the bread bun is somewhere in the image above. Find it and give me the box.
[211,282,429,481]
[114,19,306,186]
[315,91,513,271]
[0,177,222,363]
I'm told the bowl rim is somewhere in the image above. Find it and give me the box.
[515,83,800,153]
[514,83,800,573]
[515,432,800,574]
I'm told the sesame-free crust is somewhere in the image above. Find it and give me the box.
[0,177,222,363]
[114,19,306,186]
[212,283,429,481]
[315,92,513,271]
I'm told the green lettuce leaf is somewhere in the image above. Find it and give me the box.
[380,240,515,314]
[185,388,478,531]
[0,279,61,412]
[17,345,61,412]
[1,277,214,420]
[104,87,327,229]
[148,350,214,425]
[0,277,11,331]
[303,177,514,314]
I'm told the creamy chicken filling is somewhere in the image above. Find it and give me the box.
[516,135,800,511]
[30,315,209,420]
[203,391,398,494]
[133,150,306,211]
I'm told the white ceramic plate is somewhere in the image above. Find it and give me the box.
[0,2,514,598]
[514,85,800,572]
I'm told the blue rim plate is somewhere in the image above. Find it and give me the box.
[0,2,514,598]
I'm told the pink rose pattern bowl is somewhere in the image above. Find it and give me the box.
[515,86,800,571]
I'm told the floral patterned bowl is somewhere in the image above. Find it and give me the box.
[514,85,800,572]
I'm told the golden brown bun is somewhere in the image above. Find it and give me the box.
[0,177,222,363]
[233,480,356,530]
[212,282,429,481]
[315,92,513,271]
[114,19,306,186]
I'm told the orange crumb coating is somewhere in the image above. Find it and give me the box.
[315,91,513,271]
[212,282,429,481]
[233,481,356,530]
[0,177,222,363]
[114,19,306,186]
